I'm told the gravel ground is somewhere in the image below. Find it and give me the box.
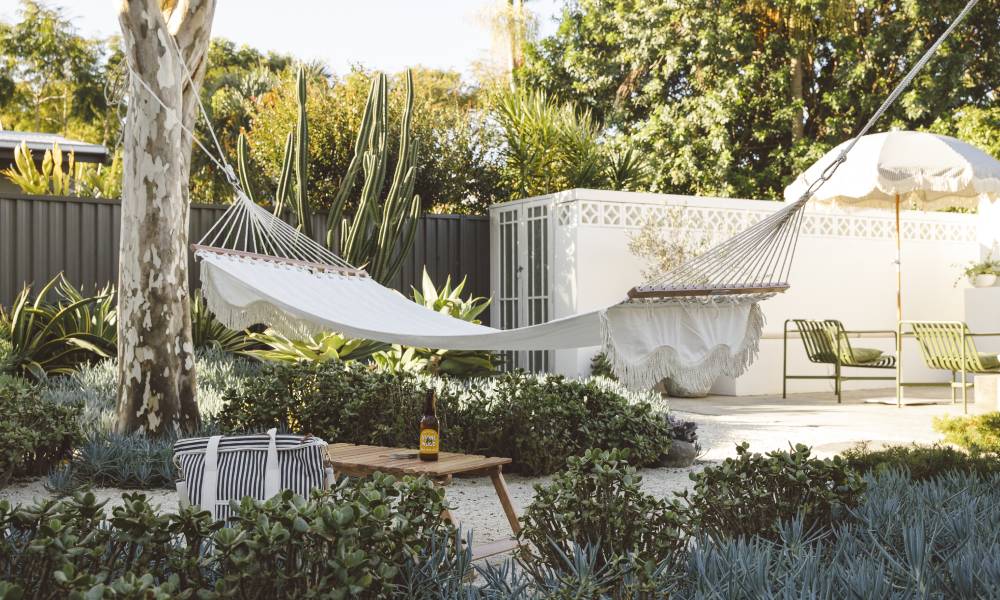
[1,387,963,546]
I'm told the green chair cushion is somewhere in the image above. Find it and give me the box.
[851,347,884,364]
[979,353,1000,370]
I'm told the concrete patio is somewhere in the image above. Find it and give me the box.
[673,386,985,460]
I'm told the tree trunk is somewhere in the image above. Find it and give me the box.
[790,53,804,142]
[116,0,216,436]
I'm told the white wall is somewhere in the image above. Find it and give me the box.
[491,189,983,395]
[979,196,1000,260]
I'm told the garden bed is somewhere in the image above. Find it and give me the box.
[0,394,953,544]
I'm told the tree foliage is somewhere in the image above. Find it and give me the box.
[187,39,296,203]
[245,67,505,214]
[521,0,1000,200]
[0,0,120,144]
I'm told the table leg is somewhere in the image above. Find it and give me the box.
[490,468,522,535]
[433,475,456,526]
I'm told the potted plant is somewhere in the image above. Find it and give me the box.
[956,257,1000,288]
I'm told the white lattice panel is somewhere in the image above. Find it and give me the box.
[555,200,977,243]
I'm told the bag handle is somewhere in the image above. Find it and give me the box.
[264,428,280,499]
[201,435,222,518]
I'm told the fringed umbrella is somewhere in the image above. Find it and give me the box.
[785,130,1000,405]
[785,130,1000,322]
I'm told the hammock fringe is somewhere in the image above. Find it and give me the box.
[601,303,764,391]
[201,267,329,340]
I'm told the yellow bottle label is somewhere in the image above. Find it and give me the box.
[419,428,439,453]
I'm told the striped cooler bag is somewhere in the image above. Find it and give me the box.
[173,429,333,521]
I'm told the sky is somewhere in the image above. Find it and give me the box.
[1,0,563,78]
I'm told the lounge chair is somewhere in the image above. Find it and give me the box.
[897,320,1000,413]
[783,319,896,402]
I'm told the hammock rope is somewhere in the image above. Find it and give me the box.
[630,0,979,299]
[114,0,978,389]
[119,0,978,303]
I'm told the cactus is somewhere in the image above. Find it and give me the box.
[291,67,311,237]
[236,132,255,204]
[236,67,420,283]
[327,69,420,283]
[237,66,312,236]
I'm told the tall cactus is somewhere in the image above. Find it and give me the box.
[236,133,255,204]
[291,67,311,237]
[236,67,419,282]
[237,66,312,236]
[327,70,420,283]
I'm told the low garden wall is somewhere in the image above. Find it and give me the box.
[492,188,985,394]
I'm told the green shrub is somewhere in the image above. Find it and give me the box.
[589,351,617,380]
[489,458,1000,598]
[465,374,671,474]
[0,377,81,487]
[841,442,1000,481]
[934,412,1000,455]
[0,474,460,599]
[518,448,687,587]
[681,443,865,540]
[217,362,671,475]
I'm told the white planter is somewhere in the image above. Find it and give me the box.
[972,274,998,288]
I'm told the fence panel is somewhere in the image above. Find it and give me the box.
[0,194,490,324]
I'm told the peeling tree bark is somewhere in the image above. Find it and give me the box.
[116,0,216,436]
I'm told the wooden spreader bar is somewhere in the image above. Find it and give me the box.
[627,283,790,299]
[191,244,369,278]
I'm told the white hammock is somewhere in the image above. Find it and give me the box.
[195,195,767,390]
[131,0,972,389]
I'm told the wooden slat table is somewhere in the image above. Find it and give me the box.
[327,443,521,559]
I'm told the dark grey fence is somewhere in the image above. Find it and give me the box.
[0,194,490,323]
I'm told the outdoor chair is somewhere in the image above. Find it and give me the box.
[783,319,897,403]
[897,321,1000,413]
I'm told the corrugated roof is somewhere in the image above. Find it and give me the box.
[0,131,108,160]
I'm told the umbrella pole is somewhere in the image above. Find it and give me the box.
[895,193,902,408]
[895,193,902,322]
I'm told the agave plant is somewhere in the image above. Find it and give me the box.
[370,345,428,374]
[243,329,386,364]
[190,292,252,353]
[0,275,116,379]
[1,141,74,195]
[372,268,494,378]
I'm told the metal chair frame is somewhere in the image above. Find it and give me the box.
[783,319,897,403]
[896,320,1000,413]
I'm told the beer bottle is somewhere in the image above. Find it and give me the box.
[419,389,440,461]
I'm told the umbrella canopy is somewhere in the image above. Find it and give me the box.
[784,131,1000,210]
